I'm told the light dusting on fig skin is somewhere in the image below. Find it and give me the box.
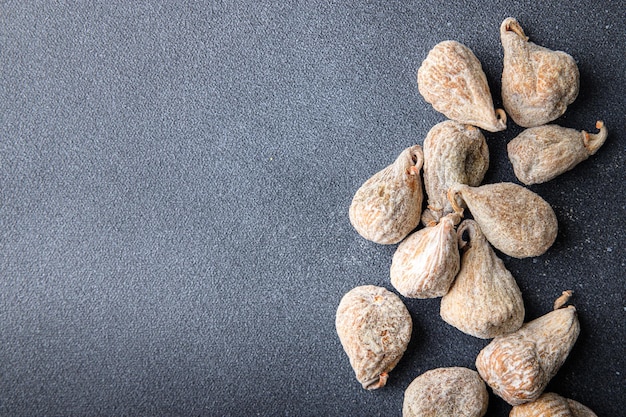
[422,120,489,225]
[349,145,424,244]
[403,367,489,417]
[448,182,558,259]
[508,121,608,185]
[335,285,412,390]
[475,295,580,406]
[501,17,580,127]
[417,40,507,132]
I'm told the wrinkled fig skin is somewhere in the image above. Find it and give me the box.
[336,285,412,390]
[508,121,609,185]
[448,183,558,258]
[390,213,461,299]
[476,305,580,405]
[440,220,524,339]
[501,17,580,127]
[510,392,598,417]
[422,121,489,225]
[418,40,507,132]
[403,367,489,417]
[349,146,424,244]
[566,399,599,417]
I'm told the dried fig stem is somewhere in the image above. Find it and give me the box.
[448,212,462,227]
[447,187,465,217]
[504,18,529,41]
[494,108,508,130]
[406,147,424,176]
[412,146,425,166]
[364,372,388,390]
[582,120,608,155]
[553,290,573,310]
[456,219,477,251]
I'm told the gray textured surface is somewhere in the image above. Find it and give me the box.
[1,1,624,416]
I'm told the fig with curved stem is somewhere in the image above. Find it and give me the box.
[508,121,609,185]
[418,40,507,132]
[501,17,579,127]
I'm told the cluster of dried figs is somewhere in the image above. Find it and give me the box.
[336,17,608,416]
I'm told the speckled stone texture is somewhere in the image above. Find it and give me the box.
[0,1,624,416]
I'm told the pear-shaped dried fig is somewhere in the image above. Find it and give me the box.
[422,121,489,225]
[349,145,424,244]
[510,392,598,417]
[336,285,412,390]
[508,121,608,185]
[417,40,507,132]
[448,182,557,258]
[501,17,580,127]
[403,367,489,417]
[390,213,461,299]
[440,220,524,338]
[476,294,580,405]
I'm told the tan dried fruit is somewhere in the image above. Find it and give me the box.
[390,213,461,299]
[501,17,580,127]
[475,294,580,405]
[403,367,489,417]
[440,219,524,338]
[448,182,557,258]
[417,40,507,132]
[335,285,412,390]
[422,120,489,225]
[508,121,609,185]
[349,145,424,244]
[510,392,598,417]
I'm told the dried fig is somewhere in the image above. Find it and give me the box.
[349,145,424,244]
[422,121,489,225]
[403,367,488,417]
[440,220,524,338]
[501,17,580,127]
[448,182,557,258]
[390,213,461,299]
[509,392,598,417]
[417,40,507,132]
[508,121,608,185]
[336,285,412,390]
[476,294,580,405]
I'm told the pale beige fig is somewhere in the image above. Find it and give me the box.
[417,40,507,132]
[403,367,488,417]
[501,17,580,127]
[476,294,580,405]
[390,213,461,299]
[422,121,489,225]
[508,121,608,185]
[349,145,424,244]
[510,392,598,417]
[440,220,524,338]
[336,285,412,390]
[448,182,557,258]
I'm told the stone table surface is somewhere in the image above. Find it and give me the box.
[1,1,624,416]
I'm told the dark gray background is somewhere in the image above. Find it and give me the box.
[1,1,624,416]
